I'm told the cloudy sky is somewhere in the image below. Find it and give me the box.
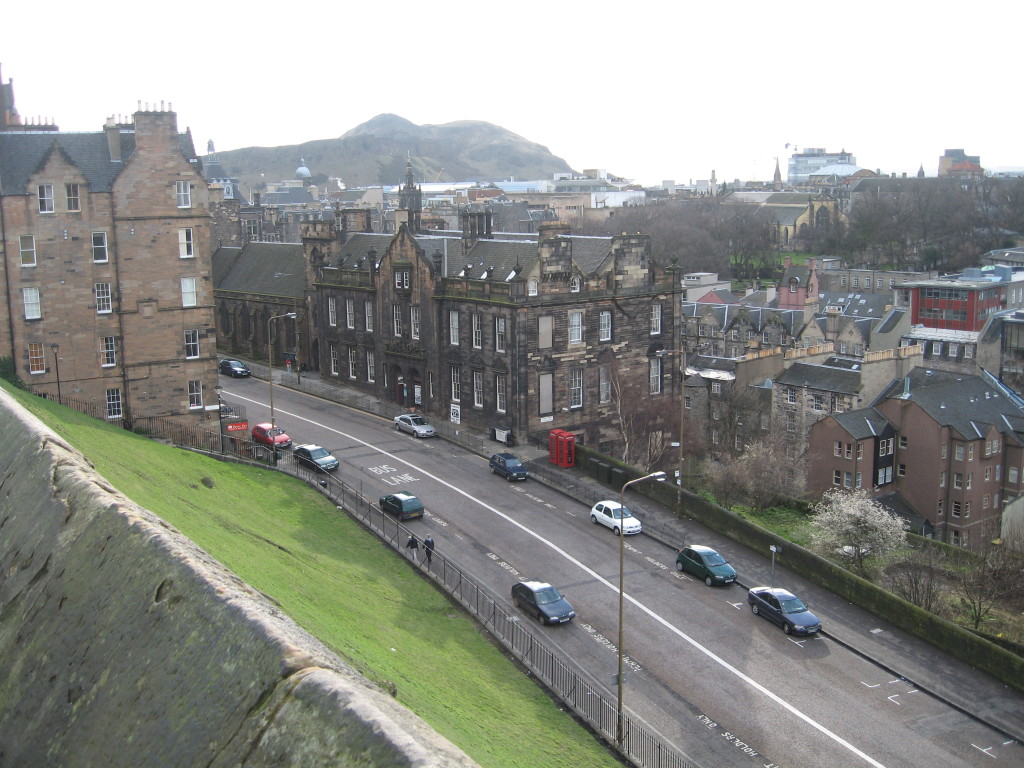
[3,1,1020,186]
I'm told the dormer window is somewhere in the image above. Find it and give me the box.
[394,270,410,289]
[570,275,581,293]
[528,279,538,296]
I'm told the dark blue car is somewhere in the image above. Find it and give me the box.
[747,586,821,635]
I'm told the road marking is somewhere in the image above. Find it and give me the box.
[228,393,888,768]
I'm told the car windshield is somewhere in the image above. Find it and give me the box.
[534,587,563,605]
[309,448,329,458]
[704,552,727,566]
[779,597,808,614]
[408,416,427,426]
[613,506,632,519]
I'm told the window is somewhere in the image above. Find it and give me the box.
[844,471,853,488]
[178,228,194,258]
[28,342,45,374]
[95,283,113,313]
[393,305,402,336]
[365,301,374,332]
[449,310,460,345]
[952,501,962,518]
[65,183,80,212]
[451,365,461,401]
[495,316,507,352]
[329,343,339,375]
[834,470,842,485]
[968,444,974,461]
[568,311,583,343]
[496,374,507,413]
[539,316,553,348]
[948,343,958,358]
[879,438,894,457]
[951,530,962,547]
[92,232,108,262]
[940,471,946,487]
[184,329,200,358]
[20,235,36,267]
[844,443,853,459]
[410,306,419,339]
[711,381,722,395]
[834,441,842,457]
[473,370,484,407]
[38,184,54,213]
[955,444,964,461]
[787,388,796,404]
[812,393,824,411]
[106,388,123,419]
[599,311,612,341]
[786,414,796,433]
[898,463,906,477]
[983,494,991,509]
[966,473,972,490]
[650,304,662,335]
[176,180,191,208]
[188,380,203,410]
[528,279,538,296]
[328,297,337,327]
[394,270,410,289]
[366,351,375,382]
[649,357,662,394]
[1010,467,1019,485]
[953,472,963,490]
[345,299,355,329]
[964,346,973,360]
[569,275,581,293]
[100,336,116,367]
[985,466,992,481]
[472,314,483,348]
[599,365,611,403]
[852,277,859,288]
[180,277,196,307]
[539,372,553,414]
[569,368,583,408]
[23,287,41,320]
[900,435,908,449]
[348,348,357,379]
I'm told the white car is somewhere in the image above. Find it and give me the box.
[590,500,642,536]
[393,413,436,438]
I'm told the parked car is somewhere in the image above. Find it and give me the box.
[379,492,425,520]
[219,358,251,378]
[293,444,339,472]
[590,500,642,536]
[489,452,529,481]
[511,580,576,625]
[676,545,737,586]
[393,413,436,438]
[747,586,822,635]
[251,422,292,449]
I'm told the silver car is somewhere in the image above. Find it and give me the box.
[393,413,436,438]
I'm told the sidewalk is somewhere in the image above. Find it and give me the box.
[249,360,1024,743]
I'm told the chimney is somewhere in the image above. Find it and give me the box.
[104,116,121,162]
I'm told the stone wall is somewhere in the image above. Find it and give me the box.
[0,388,478,767]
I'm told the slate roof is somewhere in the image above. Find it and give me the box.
[775,361,862,395]
[682,302,804,335]
[261,186,314,206]
[216,242,306,299]
[0,129,195,194]
[212,246,243,288]
[819,291,892,318]
[876,367,1024,445]
[832,407,893,439]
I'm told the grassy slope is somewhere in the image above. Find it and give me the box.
[8,385,621,768]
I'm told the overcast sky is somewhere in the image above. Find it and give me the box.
[4,1,1020,186]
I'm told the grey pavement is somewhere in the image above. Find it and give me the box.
[243,359,1024,745]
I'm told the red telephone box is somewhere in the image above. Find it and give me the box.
[548,429,576,468]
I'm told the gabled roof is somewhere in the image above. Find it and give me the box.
[775,360,862,395]
[819,291,892,318]
[0,131,134,193]
[216,242,306,299]
[831,407,893,439]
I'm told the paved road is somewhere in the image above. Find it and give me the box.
[218,368,1024,768]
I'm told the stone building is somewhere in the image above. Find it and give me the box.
[304,210,679,454]
[0,100,216,422]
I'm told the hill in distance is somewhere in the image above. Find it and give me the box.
[214,114,576,192]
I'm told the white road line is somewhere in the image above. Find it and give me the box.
[229,393,887,767]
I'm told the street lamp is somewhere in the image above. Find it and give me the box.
[268,312,298,428]
[616,469,666,745]
[214,385,225,454]
[50,343,61,404]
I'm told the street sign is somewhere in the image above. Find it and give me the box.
[226,421,248,432]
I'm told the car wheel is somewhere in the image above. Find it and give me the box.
[537,612,547,626]
[394,423,401,431]
[784,623,793,635]
[675,561,684,572]
[490,466,496,474]
[613,527,621,536]
[751,603,760,615]
[591,515,598,525]
[705,576,714,586]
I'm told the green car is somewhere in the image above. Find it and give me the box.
[675,545,736,586]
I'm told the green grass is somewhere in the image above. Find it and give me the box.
[7,385,622,768]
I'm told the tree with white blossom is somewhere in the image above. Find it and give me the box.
[810,488,908,574]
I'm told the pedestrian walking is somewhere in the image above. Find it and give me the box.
[423,535,434,567]
[405,534,419,563]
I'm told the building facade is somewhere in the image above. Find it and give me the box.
[0,106,216,422]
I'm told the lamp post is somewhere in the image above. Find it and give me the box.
[268,312,298,428]
[616,469,666,746]
[214,385,225,454]
[49,343,62,404]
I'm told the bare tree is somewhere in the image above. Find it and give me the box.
[955,546,1024,630]
[608,360,673,472]
[702,436,801,512]
[810,489,908,575]
[885,546,948,613]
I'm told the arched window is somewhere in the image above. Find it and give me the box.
[528,279,538,296]
[569,275,581,293]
